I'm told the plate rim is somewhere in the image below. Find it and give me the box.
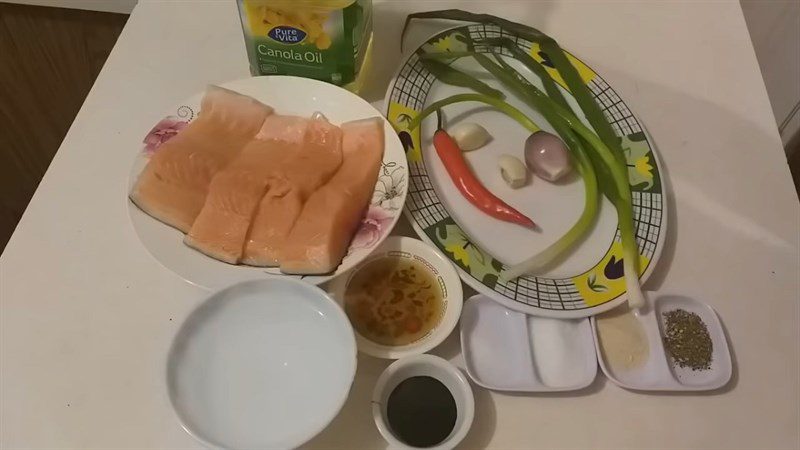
[384,26,669,318]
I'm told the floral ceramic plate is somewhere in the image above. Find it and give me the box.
[128,76,407,290]
[385,26,667,318]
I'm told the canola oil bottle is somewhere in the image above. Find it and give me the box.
[236,0,373,94]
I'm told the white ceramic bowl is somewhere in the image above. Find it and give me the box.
[372,354,475,450]
[329,236,462,359]
[166,278,356,449]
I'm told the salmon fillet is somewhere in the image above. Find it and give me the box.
[280,117,385,274]
[129,86,272,232]
[241,115,344,266]
[256,114,309,143]
[184,140,300,264]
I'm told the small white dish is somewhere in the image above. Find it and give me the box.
[166,279,356,449]
[591,294,732,391]
[372,354,474,450]
[329,236,462,359]
[460,294,597,392]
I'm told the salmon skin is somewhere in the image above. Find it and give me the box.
[241,114,343,267]
[129,86,272,232]
[280,117,385,274]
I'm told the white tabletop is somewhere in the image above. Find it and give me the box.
[2,1,798,448]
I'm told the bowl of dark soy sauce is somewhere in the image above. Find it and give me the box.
[372,354,474,449]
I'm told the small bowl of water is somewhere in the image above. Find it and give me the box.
[372,354,474,450]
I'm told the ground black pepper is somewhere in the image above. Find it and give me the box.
[662,309,713,371]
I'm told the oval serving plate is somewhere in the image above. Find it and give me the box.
[128,76,407,290]
[385,25,667,318]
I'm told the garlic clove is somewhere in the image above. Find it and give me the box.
[498,154,528,188]
[448,122,491,151]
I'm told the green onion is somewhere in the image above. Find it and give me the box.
[401,10,550,52]
[418,57,506,100]
[479,52,601,277]
[479,40,644,305]
[487,49,601,275]
[418,51,482,60]
[549,97,645,308]
[418,48,601,275]
[402,9,629,186]
[476,37,571,109]
[404,11,646,308]
[417,49,602,275]
[470,54,623,194]
[537,41,627,165]
[406,93,540,134]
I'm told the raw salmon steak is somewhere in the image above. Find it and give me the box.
[256,114,309,143]
[129,86,272,232]
[241,114,343,267]
[280,117,385,274]
[183,139,300,264]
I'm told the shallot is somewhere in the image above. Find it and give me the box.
[524,131,572,182]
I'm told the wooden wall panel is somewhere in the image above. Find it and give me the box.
[0,3,128,252]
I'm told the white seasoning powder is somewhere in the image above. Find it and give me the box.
[595,307,649,372]
[528,317,590,388]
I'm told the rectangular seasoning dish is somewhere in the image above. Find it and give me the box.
[460,294,597,392]
[591,294,732,391]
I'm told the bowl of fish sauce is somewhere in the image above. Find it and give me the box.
[372,354,474,450]
[329,236,462,359]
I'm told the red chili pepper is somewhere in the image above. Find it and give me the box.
[432,121,535,229]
